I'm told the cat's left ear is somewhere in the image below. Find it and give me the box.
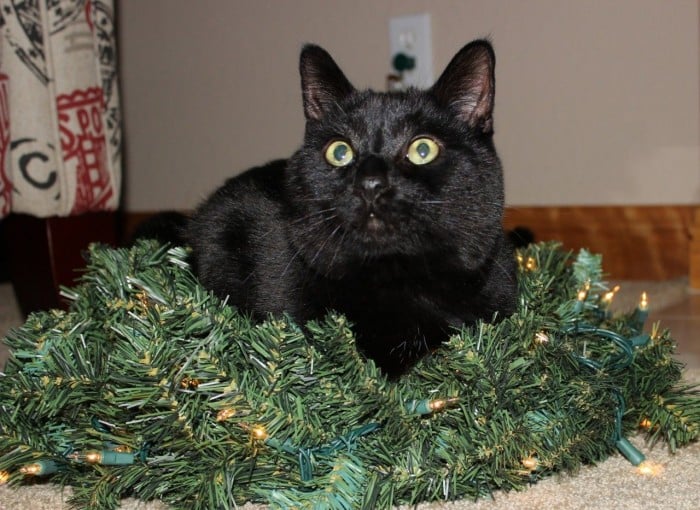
[300,44,355,121]
[430,39,496,133]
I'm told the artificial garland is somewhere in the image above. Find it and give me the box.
[0,241,698,509]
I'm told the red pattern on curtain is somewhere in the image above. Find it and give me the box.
[0,0,121,218]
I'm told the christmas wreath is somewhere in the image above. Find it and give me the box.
[0,241,698,509]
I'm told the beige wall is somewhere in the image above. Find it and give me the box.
[119,0,700,210]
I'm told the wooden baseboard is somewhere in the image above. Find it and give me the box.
[123,205,696,282]
[690,208,700,289]
[504,205,694,281]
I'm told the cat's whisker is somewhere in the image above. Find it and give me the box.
[279,244,305,279]
[297,197,332,203]
[309,223,343,267]
[280,214,339,277]
[290,207,337,225]
[257,212,334,244]
[303,206,337,216]
[254,208,336,242]
[327,226,350,271]
[302,214,337,231]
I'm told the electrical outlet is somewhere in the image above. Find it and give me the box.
[389,13,433,89]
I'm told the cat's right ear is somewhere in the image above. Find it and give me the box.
[300,44,355,121]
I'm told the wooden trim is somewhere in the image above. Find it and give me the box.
[690,208,700,289]
[124,205,695,282]
[504,205,693,281]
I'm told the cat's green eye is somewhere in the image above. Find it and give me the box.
[324,140,354,167]
[406,137,440,165]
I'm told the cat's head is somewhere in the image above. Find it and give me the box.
[286,40,505,277]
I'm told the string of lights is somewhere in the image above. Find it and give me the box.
[0,241,697,509]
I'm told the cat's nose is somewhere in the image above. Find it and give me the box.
[362,176,385,193]
[355,156,389,201]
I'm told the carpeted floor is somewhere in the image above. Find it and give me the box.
[1,280,698,509]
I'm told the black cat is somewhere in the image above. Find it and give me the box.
[139,40,517,377]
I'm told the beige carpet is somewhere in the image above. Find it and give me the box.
[1,280,698,509]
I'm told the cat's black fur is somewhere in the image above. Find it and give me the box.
[140,40,517,377]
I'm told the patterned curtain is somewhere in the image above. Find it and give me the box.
[0,0,121,218]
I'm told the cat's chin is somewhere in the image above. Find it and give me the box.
[354,214,400,249]
[365,212,384,233]
[353,232,409,259]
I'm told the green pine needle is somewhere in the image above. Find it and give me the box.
[0,240,698,509]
